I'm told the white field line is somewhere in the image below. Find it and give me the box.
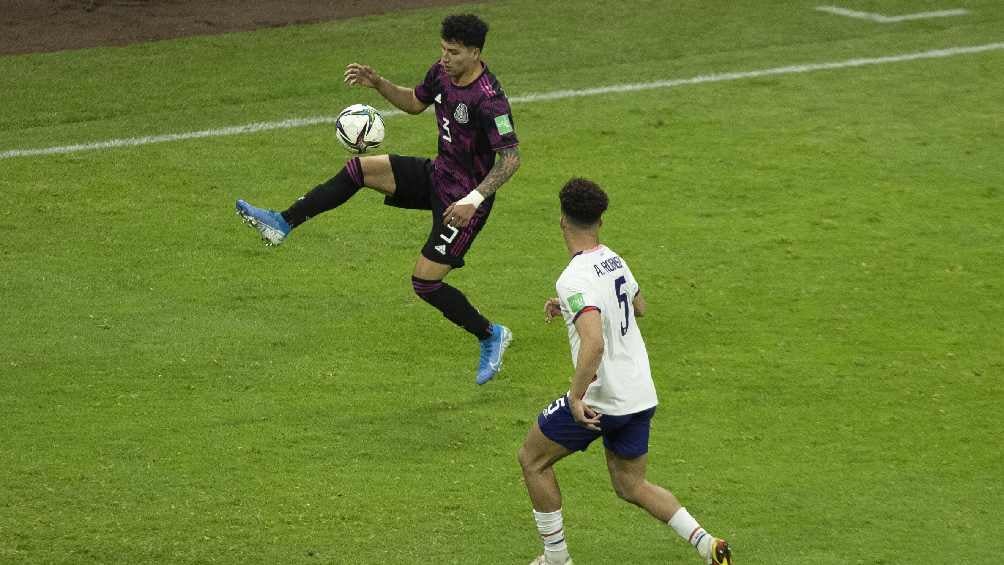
[815,6,970,23]
[3,42,1002,161]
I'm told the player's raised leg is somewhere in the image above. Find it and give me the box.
[411,256,511,384]
[518,422,576,565]
[605,449,733,564]
[236,155,395,246]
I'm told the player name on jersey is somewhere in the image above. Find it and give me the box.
[592,256,624,277]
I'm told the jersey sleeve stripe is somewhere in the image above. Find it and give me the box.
[571,305,600,323]
[479,75,496,97]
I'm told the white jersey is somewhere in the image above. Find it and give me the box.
[556,244,658,416]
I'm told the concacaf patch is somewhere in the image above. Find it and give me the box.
[494,114,514,135]
[567,292,586,313]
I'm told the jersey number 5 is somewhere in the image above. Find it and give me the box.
[615,275,630,336]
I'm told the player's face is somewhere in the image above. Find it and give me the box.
[440,39,480,79]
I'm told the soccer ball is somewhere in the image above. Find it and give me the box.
[334,104,385,154]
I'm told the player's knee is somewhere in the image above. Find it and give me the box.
[358,153,390,174]
[358,154,393,191]
[517,444,532,470]
[517,443,539,473]
[614,484,640,504]
[612,476,643,505]
[411,276,442,300]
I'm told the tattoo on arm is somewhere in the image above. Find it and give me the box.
[475,147,520,199]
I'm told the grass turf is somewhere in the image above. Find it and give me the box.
[2,1,1002,563]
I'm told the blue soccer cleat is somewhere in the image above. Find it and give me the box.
[236,199,291,246]
[476,323,512,385]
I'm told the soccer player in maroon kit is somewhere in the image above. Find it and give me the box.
[236,14,518,384]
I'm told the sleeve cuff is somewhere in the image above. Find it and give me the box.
[572,306,600,323]
[490,142,519,151]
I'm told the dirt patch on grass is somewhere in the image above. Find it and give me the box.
[2,0,485,55]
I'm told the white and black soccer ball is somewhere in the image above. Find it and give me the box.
[334,104,385,154]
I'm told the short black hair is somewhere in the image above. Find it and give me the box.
[441,14,488,50]
[560,178,609,227]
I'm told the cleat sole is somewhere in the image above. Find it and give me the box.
[236,208,284,246]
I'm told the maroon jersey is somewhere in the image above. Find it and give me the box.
[414,62,518,204]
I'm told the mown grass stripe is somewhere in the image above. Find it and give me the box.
[3,42,1002,160]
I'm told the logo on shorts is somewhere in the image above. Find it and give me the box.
[494,114,513,135]
[435,244,447,255]
[439,225,459,243]
[454,103,469,124]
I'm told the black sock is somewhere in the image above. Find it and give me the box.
[281,157,364,228]
[412,276,492,340]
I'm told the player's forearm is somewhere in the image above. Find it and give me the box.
[375,77,425,114]
[473,146,520,199]
[569,340,603,399]
[633,293,647,317]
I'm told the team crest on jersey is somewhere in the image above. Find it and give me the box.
[453,103,469,124]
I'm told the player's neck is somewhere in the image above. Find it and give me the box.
[451,62,485,87]
[565,231,601,257]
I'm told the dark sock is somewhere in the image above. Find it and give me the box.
[412,276,492,340]
[281,157,364,228]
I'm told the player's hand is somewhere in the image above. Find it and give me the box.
[544,298,561,323]
[344,63,380,88]
[443,202,476,228]
[570,398,601,431]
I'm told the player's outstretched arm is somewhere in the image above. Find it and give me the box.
[442,146,521,228]
[344,63,428,115]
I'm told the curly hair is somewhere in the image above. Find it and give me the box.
[560,178,609,227]
[441,14,489,49]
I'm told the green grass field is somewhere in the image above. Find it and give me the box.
[2,1,1002,563]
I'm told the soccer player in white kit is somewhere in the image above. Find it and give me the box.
[517,178,733,565]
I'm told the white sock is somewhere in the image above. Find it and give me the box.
[668,507,712,561]
[533,508,570,564]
